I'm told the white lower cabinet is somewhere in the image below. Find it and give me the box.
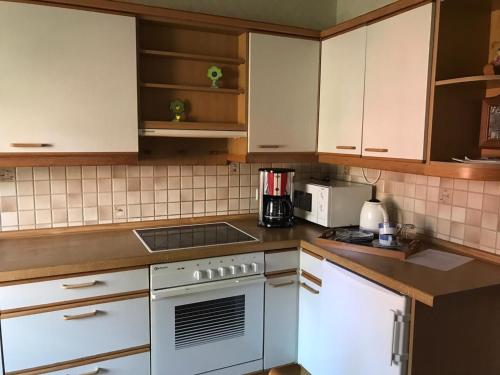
[264,274,298,369]
[1,297,149,373]
[46,352,150,375]
[297,273,325,375]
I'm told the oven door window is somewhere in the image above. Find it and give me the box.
[151,281,264,375]
[175,295,245,349]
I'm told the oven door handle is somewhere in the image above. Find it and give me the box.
[151,275,267,300]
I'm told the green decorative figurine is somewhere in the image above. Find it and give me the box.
[169,99,185,122]
[207,66,223,88]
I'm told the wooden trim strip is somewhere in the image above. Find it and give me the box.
[321,0,432,39]
[6,345,150,375]
[0,152,137,167]
[301,270,322,287]
[25,0,320,38]
[0,266,148,287]
[265,269,298,279]
[0,291,149,319]
[265,248,298,255]
[302,248,324,260]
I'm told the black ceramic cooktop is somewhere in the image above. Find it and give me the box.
[134,222,258,252]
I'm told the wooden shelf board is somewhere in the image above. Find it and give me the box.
[142,121,246,131]
[435,75,500,86]
[139,128,246,138]
[426,161,500,180]
[141,83,244,94]
[140,49,245,65]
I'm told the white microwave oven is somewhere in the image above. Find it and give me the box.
[293,180,372,228]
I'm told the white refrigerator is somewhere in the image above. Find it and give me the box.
[299,259,410,375]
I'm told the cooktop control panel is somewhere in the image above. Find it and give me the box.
[150,252,264,290]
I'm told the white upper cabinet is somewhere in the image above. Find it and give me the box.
[0,2,138,153]
[248,33,319,153]
[318,27,367,155]
[362,3,433,160]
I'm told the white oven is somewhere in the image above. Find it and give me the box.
[150,253,265,375]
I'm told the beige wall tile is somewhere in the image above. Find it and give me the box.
[33,167,49,180]
[482,194,500,214]
[467,192,483,210]
[17,181,33,196]
[482,212,498,231]
[453,179,468,191]
[452,190,467,207]
[0,197,17,212]
[18,196,34,211]
[468,180,484,193]
[16,167,33,181]
[82,166,97,179]
[0,182,16,196]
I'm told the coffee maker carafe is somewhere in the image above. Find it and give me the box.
[258,168,295,228]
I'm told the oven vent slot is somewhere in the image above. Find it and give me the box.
[175,295,245,350]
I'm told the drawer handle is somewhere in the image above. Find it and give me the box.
[79,368,102,375]
[364,147,389,153]
[63,310,99,320]
[270,280,295,288]
[257,145,283,149]
[61,280,98,289]
[336,145,356,150]
[300,282,319,295]
[10,143,52,148]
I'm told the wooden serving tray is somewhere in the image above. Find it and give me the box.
[313,236,421,261]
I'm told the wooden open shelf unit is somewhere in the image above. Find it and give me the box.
[428,0,500,173]
[137,19,248,163]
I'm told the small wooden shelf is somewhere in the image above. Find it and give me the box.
[141,83,244,95]
[435,75,500,86]
[142,121,246,131]
[139,128,247,138]
[140,49,245,65]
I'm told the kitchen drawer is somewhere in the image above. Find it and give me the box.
[300,250,323,278]
[46,351,150,375]
[265,249,299,273]
[1,296,150,373]
[0,268,148,311]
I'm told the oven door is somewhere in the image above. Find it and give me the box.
[151,275,265,375]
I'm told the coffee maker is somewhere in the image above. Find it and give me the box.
[258,168,295,228]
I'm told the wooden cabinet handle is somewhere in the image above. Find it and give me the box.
[336,146,356,150]
[257,145,283,149]
[79,368,102,375]
[300,282,319,295]
[10,143,52,148]
[270,280,295,288]
[63,310,99,320]
[364,148,389,152]
[61,280,98,289]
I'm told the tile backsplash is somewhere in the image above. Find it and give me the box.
[1,162,499,255]
[0,163,329,231]
[334,166,500,254]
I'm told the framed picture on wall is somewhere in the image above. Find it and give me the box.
[480,95,500,149]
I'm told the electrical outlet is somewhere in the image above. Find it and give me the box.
[114,206,126,218]
[0,168,15,181]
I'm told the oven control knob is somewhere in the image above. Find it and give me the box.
[229,265,239,275]
[218,267,228,277]
[206,269,216,280]
[251,262,259,273]
[193,270,206,281]
[240,264,249,274]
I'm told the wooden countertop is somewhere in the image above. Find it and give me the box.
[303,240,500,307]
[2,214,500,307]
[0,216,323,283]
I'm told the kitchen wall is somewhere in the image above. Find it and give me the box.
[0,163,330,232]
[336,0,396,23]
[126,0,337,30]
[334,166,500,254]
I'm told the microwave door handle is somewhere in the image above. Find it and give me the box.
[151,275,266,300]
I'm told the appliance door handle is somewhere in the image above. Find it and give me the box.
[151,275,266,300]
[61,280,98,289]
[300,282,320,295]
[269,280,295,288]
